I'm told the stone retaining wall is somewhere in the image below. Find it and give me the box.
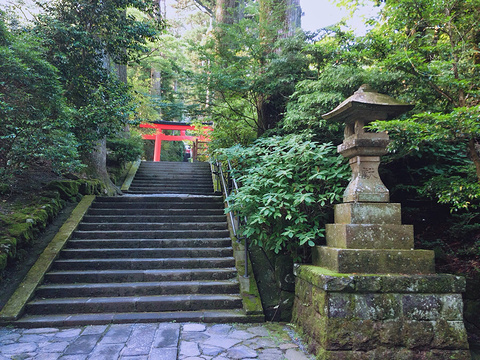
[293,265,471,359]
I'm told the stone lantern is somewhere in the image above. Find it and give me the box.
[292,85,470,360]
[323,84,413,203]
[313,84,435,274]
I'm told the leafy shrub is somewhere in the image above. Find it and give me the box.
[0,17,82,178]
[107,132,144,165]
[217,134,349,261]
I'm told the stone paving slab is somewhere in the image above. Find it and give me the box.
[0,323,314,360]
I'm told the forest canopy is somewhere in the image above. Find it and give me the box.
[0,0,479,269]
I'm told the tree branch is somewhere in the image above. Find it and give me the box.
[192,0,213,17]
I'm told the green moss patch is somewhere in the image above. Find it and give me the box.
[0,179,105,280]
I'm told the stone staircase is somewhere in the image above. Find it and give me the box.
[15,161,262,327]
[127,161,215,195]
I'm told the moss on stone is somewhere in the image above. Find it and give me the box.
[0,178,104,276]
[46,180,80,201]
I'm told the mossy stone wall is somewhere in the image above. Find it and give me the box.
[293,265,471,359]
[0,179,105,279]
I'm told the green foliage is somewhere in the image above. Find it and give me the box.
[107,132,144,164]
[0,15,82,178]
[190,6,312,147]
[370,105,480,210]
[217,134,349,260]
[160,141,185,162]
[128,33,200,124]
[34,0,162,153]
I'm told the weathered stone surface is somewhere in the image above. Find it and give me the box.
[293,266,470,358]
[153,323,180,348]
[314,348,471,360]
[199,344,223,356]
[326,224,414,249]
[353,293,402,320]
[334,203,402,225]
[378,320,403,346]
[258,348,283,360]
[313,247,435,274]
[227,345,257,359]
[179,341,200,357]
[39,341,69,353]
[0,342,37,354]
[64,335,101,355]
[402,294,442,321]
[182,324,206,332]
[295,266,466,294]
[24,328,59,334]
[285,348,310,360]
[381,274,466,294]
[89,343,123,360]
[403,320,434,349]
[431,320,469,349]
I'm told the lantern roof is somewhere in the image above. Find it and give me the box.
[322,84,414,124]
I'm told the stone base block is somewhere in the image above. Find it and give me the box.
[314,348,471,360]
[334,202,402,225]
[326,224,414,249]
[313,246,435,274]
[293,266,470,359]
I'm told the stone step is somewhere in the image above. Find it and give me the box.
[131,172,212,177]
[131,177,213,182]
[66,238,233,249]
[138,161,210,167]
[95,196,222,203]
[128,184,214,190]
[71,229,231,239]
[87,208,225,216]
[77,222,227,231]
[60,247,234,259]
[126,189,214,195]
[11,162,262,326]
[44,268,238,284]
[90,202,221,209]
[52,257,236,270]
[131,176,212,181]
[82,215,227,223]
[26,294,243,314]
[36,280,240,298]
[14,310,263,328]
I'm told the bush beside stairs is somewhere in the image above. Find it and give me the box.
[13,161,264,327]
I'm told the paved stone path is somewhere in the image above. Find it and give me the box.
[0,322,314,360]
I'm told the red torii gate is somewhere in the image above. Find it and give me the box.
[140,121,213,162]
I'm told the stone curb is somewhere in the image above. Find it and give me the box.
[223,202,264,319]
[0,195,96,322]
[294,265,466,293]
[121,160,141,191]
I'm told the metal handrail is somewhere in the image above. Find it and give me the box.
[211,159,249,278]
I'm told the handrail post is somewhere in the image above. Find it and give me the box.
[211,159,248,278]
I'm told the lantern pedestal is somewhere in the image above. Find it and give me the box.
[293,85,470,359]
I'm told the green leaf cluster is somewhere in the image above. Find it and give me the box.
[0,15,82,177]
[217,134,349,260]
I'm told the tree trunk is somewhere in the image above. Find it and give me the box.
[115,63,127,84]
[84,138,120,195]
[256,0,301,136]
[468,138,480,182]
[215,0,242,24]
[284,0,301,37]
[86,53,120,195]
